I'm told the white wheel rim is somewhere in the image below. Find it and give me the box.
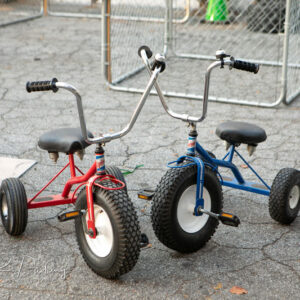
[177,184,211,233]
[85,204,114,257]
[289,185,300,210]
[1,196,8,220]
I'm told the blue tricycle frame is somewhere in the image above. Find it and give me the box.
[168,141,270,218]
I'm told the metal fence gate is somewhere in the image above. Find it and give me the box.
[102,0,190,87]
[0,0,43,28]
[2,0,298,107]
[104,0,300,107]
[0,0,186,26]
[285,0,300,105]
[45,0,102,18]
[45,0,190,21]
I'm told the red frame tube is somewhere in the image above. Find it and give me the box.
[61,162,96,198]
[28,162,70,204]
[27,155,97,209]
[86,175,100,238]
[69,154,76,177]
[28,194,76,209]
[26,153,124,240]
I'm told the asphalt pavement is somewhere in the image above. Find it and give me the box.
[0,14,300,300]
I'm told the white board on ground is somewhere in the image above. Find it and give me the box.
[0,157,36,183]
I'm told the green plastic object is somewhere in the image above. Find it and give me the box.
[121,164,144,176]
[205,0,228,22]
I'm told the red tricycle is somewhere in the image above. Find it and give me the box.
[0,50,165,279]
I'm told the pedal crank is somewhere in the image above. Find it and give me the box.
[198,208,240,227]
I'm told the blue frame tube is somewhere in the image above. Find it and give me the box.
[168,155,205,216]
[196,143,245,184]
[195,142,270,196]
[234,149,271,190]
[227,145,235,162]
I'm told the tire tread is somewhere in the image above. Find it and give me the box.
[75,184,140,279]
[151,164,223,253]
[269,168,300,224]
[0,178,28,236]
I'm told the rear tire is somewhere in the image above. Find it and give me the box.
[75,185,140,278]
[269,168,300,224]
[151,163,223,253]
[0,178,28,236]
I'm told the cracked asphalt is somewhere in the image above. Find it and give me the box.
[0,15,300,300]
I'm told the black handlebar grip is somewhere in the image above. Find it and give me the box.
[138,45,153,59]
[26,78,58,93]
[233,60,259,74]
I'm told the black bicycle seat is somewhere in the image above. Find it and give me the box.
[38,127,93,154]
[216,121,267,145]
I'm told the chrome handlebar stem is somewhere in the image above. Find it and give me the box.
[141,49,233,124]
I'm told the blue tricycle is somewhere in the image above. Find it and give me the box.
[138,46,300,253]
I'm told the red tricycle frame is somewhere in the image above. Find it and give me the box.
[27,153,125,238]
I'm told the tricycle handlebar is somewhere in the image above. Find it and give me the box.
[26,54,164,145]
[140,47,259,124]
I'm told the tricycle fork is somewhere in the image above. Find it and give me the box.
[85,145,126,239]
[85,174,100,238]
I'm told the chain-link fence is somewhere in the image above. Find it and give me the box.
[285,0,300,104]
[170,0,293,107]
[45,0,189,24]
[0,0,43,27]
[46,0,102,18]
[105,0,299,107]
[2,0,298,107]
[105,0,165,85]
[103,0,191,85]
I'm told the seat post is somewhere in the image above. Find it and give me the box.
[186,123,198,156]
[95,144,105,175]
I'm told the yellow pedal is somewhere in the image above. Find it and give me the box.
[58,210,82,222]
[221,212,234,219]
[138,189,155,200]
[219,212,240,227]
